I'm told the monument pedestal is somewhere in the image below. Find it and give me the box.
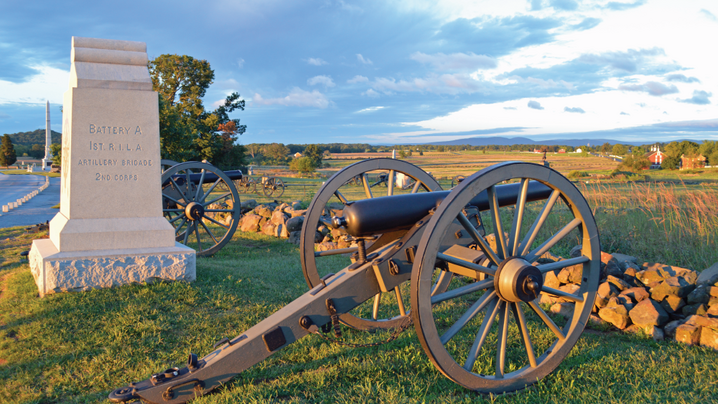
[29,36,195,296]
[30,240,195,297]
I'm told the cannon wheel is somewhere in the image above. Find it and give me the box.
[236,176,256,194]
[451,175,465,188]
[261,177,285,198]
[162,161,241,256]
[411,161,600,393]
[300,158,449,332]
[161,159,179,174]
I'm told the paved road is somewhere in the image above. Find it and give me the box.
[0,173,61,229]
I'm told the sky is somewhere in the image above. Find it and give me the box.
[1,0,717,146]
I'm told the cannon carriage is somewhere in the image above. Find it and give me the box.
[112,158,600,403]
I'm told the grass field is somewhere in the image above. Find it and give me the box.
[2,151,718,403]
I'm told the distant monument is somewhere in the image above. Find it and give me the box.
[29,37,196,297]
[41,100,52,170]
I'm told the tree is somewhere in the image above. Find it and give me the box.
[303,144,323,169]
[289,156,315,173]
[612,144,627,156]
[1,134,17,167]
[618,154,650,172]
[600,142,611,154]
[149,54,246,166]
[50,143,62,166]
[263,143,290,165]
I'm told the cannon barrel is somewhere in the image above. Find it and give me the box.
[341,180,552,237]
[162,169,242,187]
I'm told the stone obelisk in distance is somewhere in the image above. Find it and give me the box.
[42,100,52,170]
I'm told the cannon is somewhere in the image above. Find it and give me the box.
[111,158,599,403]
[161,161,242,256]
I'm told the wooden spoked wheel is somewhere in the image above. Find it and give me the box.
[411,162,600,393]
[261,177,285,198]
[300,158,447,331]
[160,159,179,174]
[162,161,241,256]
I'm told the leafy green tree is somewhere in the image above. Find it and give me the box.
[303,144,323,169]
[612,144,627,156]
[618,154,650,172]
[50,143,62,166]
[289,156,315,173]
[1,134,17,167]
[600,142,611,154]
[263,143,290,165]
[149,54,246,166]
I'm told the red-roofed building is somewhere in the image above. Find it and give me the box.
[645,144,665,169]
[680,154,706,170]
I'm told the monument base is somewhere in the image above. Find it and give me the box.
[29,239,196,297]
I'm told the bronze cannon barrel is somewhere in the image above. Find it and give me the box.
[341,181,553,237]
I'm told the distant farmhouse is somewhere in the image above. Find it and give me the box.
[680,154,706,170]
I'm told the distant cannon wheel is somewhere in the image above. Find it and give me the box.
[162,161,241,256]
[300,158,449,332]
[411,162,600,394]
[262,177,285,198]
[235,176,257,194]
[451,175,465,188]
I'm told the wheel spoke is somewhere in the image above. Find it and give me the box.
[541,286,584,303]
[163,193,186,208]
[512,302,537,368]
[164,208,184,213]
[464,295,500,371]
[394,287,406,316]
[169,212,187,224]
[457,212,501,266]
[437,252,496,276]
[200,220,219,244]
[508,178,529,256]
[387,170,395,196]
[411,179,422,193]
[334,190,348,204]
[525,218,582,263]
[487,185,507,259]
[174,216,188,235]
[203,192,232,207]
[372,293,381,320]
[168,176,187,202]
[204,209,235,213]
[204,215,230,229]
[200,178,223,202]
[183,221,192,245]
[537,256,590,274]
[440,289,497,345]
[495,301,509,379]
[431,279,493,304]
[195,221,203,253]
[518,190,560,256]
[362,174,373,199]
[194,168,206,201]
[528,301,566,340]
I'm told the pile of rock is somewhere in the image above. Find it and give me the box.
[545,248,718,349]
[235,200,356,249]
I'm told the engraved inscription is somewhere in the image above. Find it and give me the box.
[89,141,143,152]
[95,173,139,181]
[89,124,143,135]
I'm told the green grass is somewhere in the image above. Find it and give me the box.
[1,225,717,403]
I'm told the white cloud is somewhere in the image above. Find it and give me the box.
[371,73,483,95]
[307,75,335,87]
[356,106,385,113]
[357,54,373,65]
[306,57,327,66]
[363,89,380,97]
[253,87,330,108]
[348,75,369,83]
[237,58,245,68]
[0,64,68,105]
[410,52,497,71]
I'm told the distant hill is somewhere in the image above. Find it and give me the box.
[429,136,646,147]
[6,129,62,146]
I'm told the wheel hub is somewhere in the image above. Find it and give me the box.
[185,202,205,221]
[494,257,543,302]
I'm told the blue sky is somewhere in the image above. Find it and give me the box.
[1,0,717,145]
